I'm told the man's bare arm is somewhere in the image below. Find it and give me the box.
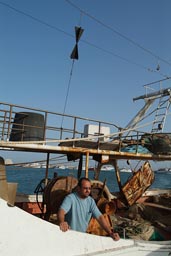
[57,208,70,232]
[96,215,120,241]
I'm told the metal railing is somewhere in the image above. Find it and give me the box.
[0,101,121,145]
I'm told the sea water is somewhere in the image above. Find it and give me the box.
[6,167,171,195]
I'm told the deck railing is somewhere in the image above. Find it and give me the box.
[0,102,121,144]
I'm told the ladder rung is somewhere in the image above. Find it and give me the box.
[155,113,165,116]
[160,105,168,108]
[153,121,163,124]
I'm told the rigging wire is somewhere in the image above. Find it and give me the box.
[80,39,169,78]
[141,77,171,88]
[61,23,84,126]
[61,59,75,127]
[0,1,169,78]
[0,1,73,38]
[65,0,171,67]
[6,154,67,166]
[6,150,82,167]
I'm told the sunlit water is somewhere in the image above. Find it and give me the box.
[6,167,171,195]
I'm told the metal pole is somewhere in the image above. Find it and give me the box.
[113,159,122,191]
[45,153,50,186]
[85,152,89,178]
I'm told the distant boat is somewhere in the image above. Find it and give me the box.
[88,166,95,171]
[29,163,41,168]
[41,163,47,168]
[156,168,171,173]
[55,165,66,170]
[87,165,114,171]
[120,168,132,173]
[101,165,114,171]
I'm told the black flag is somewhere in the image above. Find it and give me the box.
[70,26,84,60]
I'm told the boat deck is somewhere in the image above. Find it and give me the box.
[0,101,171,162]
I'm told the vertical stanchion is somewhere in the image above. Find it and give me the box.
[85,152,89,178]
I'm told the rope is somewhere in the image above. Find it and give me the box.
[61,60,75,127]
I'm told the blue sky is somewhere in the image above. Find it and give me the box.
[1,0,171,165]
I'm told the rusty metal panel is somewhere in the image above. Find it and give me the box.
[121,161,155,206]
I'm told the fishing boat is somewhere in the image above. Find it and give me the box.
[119,168,132,172]
[100,165,114,171]
[0,86,171,255]
[1,196,171,256]
[156,168,171,173]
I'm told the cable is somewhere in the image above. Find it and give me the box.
[65,0,171,67]
[0,1,169,78]
[0,1,73,38]
[6,155,66,166]
[61,60,75,127]
[141,77,171,88]
[80,39,169,78]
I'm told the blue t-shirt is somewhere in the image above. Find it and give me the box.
[59,192,102,232]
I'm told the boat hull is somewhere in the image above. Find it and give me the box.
[1,198,171,256]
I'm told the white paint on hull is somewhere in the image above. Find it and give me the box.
[0,198,170,256]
